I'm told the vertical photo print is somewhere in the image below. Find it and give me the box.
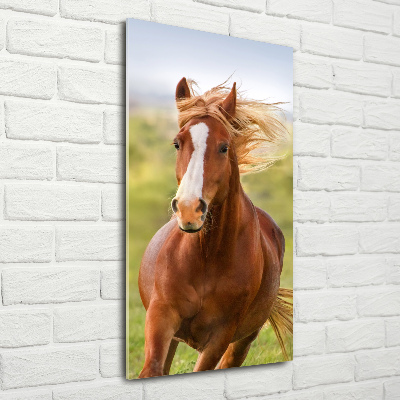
[126,19,293,379]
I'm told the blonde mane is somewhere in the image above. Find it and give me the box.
[176,80,290,174]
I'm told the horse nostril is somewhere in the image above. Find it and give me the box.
[171,198,178,213]
[199,197,207,219]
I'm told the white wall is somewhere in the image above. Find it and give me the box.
[0,0,399,399]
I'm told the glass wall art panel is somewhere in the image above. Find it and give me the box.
[126,19,293,379]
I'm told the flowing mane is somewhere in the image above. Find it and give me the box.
[176,80,290,174]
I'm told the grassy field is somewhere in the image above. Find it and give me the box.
[127,109,293,379]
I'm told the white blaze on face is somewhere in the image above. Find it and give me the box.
[176,122,209,202]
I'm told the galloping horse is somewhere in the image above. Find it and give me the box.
[138,78,292,378]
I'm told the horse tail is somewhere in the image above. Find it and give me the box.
[268,287,293,361]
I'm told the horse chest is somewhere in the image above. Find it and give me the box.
[165,233,263,349]
[175,275,254,349]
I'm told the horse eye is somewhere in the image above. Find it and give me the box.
[174,142,180,150]
[219,145,228,154]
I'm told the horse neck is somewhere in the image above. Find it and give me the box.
[201,155,250,256]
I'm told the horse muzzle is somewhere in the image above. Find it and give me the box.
[171,197,207,233]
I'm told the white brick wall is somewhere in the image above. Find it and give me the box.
[7,18,104,62]
[0,0,399,399]
[5,100,103,143]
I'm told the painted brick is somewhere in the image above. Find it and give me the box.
[302,24,363,60]
[294,354,354,389]
[365,34,400,66]
[269,0,331,23]
[53,383,141,400]
[58,65,123,105]
[298,158,360,191]
[374,0,400,4]
[225,362,292,399]
[230,12,300,50]
[293,191,330,223]
[57,146,124,183]
[152,0,229,36]
[330,193,387,222]
[293,122,330,157]
[327,320,385,352]
[5,100,102,144]
[0,98,4,137]
[331,127,388,160]
[386,318,400,347]
[197,0,265,12]
[100,341,124,377]
[0,310,51,348]
[54,304,123,342]
[300,90,362,126]
[297,225,359,257]
[334,0,392,34]
[5,184,99,221]
[362,164,400,192]
[387,257,400,284]
[0,226,53,263]
[101,266,124,300]
[324,382,383,400]
[7,19,103,62]
[0,57,55,99]
[0,390,52,400]
[364,100,400,130]
[395,10,400,37]
[384,379,400,400]
[293,257,326,289]
[104,107,125,144]
[392,70,400,98]
[0,345,98,389]
[60,0,150,24]
[356,348,400,380]
[105,26,124,65]
[294,55,332,89]
[264,392,323,400]
[360,224,400,254]
[293,86,300,121]
[0,145,53,180]
[56,226,123,261]
[334,63,392,97]
[102,185,124,221]
[0,18,4,50]
[0,0,57,16]
[357,287,400,317]
[295,291,356,322]
[293,157,298,190]
[2,268,98,305]
[389,195,400,220]
[327,256,386,288]
[0,185,4,220]
[293,323,325,356]
[390,133,400,161]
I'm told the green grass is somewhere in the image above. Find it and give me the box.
[127,110,293,379]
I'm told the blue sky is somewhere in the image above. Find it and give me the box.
[127,19,293,114]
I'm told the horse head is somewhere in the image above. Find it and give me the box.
[171,77,237,233]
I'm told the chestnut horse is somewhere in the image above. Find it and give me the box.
[138,78,292,378]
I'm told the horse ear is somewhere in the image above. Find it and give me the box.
[176,77,191,101]
[220,82,236,119]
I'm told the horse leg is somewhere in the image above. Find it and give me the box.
[193,327,236,372]
[163,339,179,375]
[217,329,260,369]
[139,302,181,378]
